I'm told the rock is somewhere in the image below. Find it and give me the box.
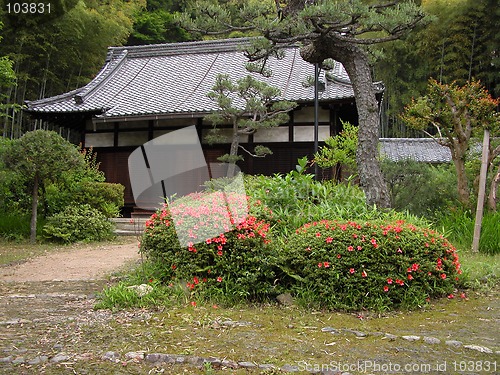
[281,364,300,372]
[259,363,275,370]
[204,357,222,367]
[238,361,257,368]
[102,351,120,362]
[126,284,153,297]
[145,353,178,363]
[343,329,367,337]
[125,351,145,361]
[321,327,339,333]
[187,356,205,366]
[50,353,70,363]
[276,293,295,306]
[464,344,493,353]
[384,333,398,341]
[402,335,421,342]
[445,340,462,347]
[28,356,48,365]
[221,359,238,368]
[423,336,441,344]
[12,357,25,365]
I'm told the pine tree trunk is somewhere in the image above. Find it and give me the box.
[30,174,39,243]
[300,38,391,208]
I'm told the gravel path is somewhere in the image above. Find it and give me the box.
[0,239,141,282]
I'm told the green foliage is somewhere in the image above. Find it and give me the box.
[0,212,46,241]
[244,161,427,236]
[46,180,124,218]
[279,220,463,311]
[313,121,358,175]
[43,204,114,243]
[382,159,459,218]
[139,191,276,304]
[436,209,500,256]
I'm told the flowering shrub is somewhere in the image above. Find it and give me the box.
[139,191,276,303]
[278,220,463,311]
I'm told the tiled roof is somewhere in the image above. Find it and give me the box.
[25,38,371,120]
[379,138,452,163]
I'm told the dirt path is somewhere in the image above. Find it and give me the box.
[0,238,141,282]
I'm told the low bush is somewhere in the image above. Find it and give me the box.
[43,204,114,243]
[139,191,276,304]
[277,220,463,311]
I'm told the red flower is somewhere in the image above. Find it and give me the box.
[349,268,355,274]
[216,276,223,282]
[318,263,322,268]
[460,292,467,299]
[357,246,363,251]
[171,264,176,270]
[315,232,321,237]
[347,246,354,252]
[326,237,333,243]
[191,301,197,307]
[407,274,414,281]
[337,254,341,259]
[447,294,454,299]
[193,277,199,285]
[387,278,393,284]
[361,270,367,278]
[324,262,330,268]
[440,273,447,280]
[383,285,389,292]
[217,250,223,256]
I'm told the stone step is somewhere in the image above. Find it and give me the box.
[110,218,148,236]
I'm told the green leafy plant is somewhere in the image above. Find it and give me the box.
[43,204,115,243]
[277,220,463,311]
[314,120,358,179]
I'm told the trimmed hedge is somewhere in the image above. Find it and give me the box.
[278,220,463,311]
[43,204,114,243]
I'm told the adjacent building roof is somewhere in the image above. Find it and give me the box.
[379,138,452,163]
[25,37,372,121]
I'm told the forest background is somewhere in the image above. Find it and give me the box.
[0,0,498,139]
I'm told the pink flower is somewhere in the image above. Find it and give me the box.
[349,268,355,274]
[383,285,389,292]
[318,263,322,268]
[216,276,222,282]
[440,273,447,280]
[347,246,354,252]
[324,262,330,268]
[387,278,393,284]
[326,237,333,243]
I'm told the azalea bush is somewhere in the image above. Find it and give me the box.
[277,220,463,311]
[139,191,277,304]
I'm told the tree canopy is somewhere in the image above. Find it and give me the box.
[402,79,500,207]
[178,0,427,208]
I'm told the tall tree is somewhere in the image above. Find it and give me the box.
[178,0,426,208]
[401,79,500,207]
[2,130,85,242]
